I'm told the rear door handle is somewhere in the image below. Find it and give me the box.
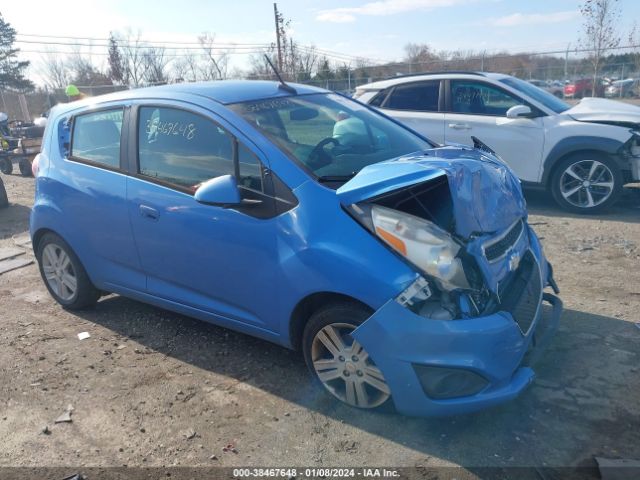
[448,123,471,130]
[139,204,159,220]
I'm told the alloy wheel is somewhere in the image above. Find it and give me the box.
[311,323,390,408]
[41,243,78,301]
[559,160,615,209]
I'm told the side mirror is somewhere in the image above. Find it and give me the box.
[195,175,241,206]
[506,105,532,119]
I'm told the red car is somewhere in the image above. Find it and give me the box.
[564,78,605,99]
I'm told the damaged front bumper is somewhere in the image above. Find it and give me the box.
[352,226,563,417]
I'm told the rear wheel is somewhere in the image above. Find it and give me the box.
[0,158,12,174]
[19,158,32,177]
[551,154,623,213]
[302,302,391,409]
[36,232,100,310]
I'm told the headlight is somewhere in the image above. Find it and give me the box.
[369,205,470,291]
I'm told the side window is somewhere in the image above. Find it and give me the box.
[71,109,123,168]
[238,143,264,192]
[368,89,389,107]
[385,81,440,111]
[450,81,524,116]
[138,107,234,190]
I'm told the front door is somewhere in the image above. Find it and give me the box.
[444,80,545,182]
[126,104,280,330]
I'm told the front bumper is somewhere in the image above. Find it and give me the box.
[352,228,563,417]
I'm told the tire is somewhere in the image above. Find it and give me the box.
[19,158,32,177]
[302,301,392,410]
[0,178,8,208]
[0,158,12,175]
[36,232,100,310]
[550,153,623,214]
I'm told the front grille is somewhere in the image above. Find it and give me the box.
[499,250,542,335]
[484,220,524,262]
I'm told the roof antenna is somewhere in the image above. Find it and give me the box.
[263,54,296,94]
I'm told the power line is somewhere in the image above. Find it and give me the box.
[16,32,269,47]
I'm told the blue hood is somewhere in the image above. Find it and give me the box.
[336,146,527,239]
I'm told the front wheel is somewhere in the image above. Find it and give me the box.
[36,232,100,310]
[551,155,623,213]
[303,302,392,410]
[19,158,32,177]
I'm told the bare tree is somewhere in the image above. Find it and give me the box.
[143,47,169,85]
[198,33,229,80]
[579,0,621,96]
[116,29,147,87]
[67,51,111,86]
[39,51,69,89]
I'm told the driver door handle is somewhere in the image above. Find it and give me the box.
[448,123,471,130]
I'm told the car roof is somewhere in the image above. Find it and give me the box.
[55,80,329,113]
[356,71,511,90]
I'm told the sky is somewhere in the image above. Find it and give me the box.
[2,0,640,83]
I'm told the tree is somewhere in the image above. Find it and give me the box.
[39,51,69,89]
[107,33,125,84]
[116,29,147,87]
[198,33,229,80]
[0,13,34,91]
[142,47,169,85]
[403,43,439,72]
[67,53,112,86]
[579,0,621,96]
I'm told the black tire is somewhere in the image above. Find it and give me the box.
[0,158,12,175]
[550,153,623,214]
[19,158,32,177]
[302,301,392,410]
[36,232,100,310]
[0,178,8,208]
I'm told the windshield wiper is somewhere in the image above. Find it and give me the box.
[316,173,358,183]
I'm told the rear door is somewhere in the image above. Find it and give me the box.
[60,105,144,291]
[378,80,445,144]
[443,79,545,182]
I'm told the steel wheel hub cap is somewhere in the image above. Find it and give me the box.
[311,323,390,408]
[560,160,614,208]
[42,244,77,301]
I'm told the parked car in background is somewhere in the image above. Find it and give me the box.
[605,79,639,98]
[564,77,605,99]
[31,80,561,417]
[528,79,563,98]
[356,71,640,213]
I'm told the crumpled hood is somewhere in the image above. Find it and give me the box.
[337,146,527,239]
[565,97,640,125]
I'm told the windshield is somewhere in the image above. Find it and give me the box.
[500,77,571,114]
[229,93,432,181]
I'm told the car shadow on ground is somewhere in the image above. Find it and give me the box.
[73,295,640,473]
[0,203,31,239]
[524,186,640,224]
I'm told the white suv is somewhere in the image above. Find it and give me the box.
[355,72,640,213]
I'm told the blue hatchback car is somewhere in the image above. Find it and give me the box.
[31,80,562,416]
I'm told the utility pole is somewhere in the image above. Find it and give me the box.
[273,3,283,71]
[564,43,570,84]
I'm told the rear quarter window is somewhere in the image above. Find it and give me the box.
[70,109,123,168]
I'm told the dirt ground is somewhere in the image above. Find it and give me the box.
[0,172,639,475]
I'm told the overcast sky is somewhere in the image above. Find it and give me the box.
[3,0,640,80]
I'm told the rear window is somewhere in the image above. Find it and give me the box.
[70,109,123,168]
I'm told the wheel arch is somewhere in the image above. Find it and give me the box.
[289,291,373,351]
[541,136,625,187]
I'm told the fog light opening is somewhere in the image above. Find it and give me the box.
[414,365,489,400]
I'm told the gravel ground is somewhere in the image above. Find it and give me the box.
[0,173,639,475]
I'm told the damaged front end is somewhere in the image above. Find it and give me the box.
[337,146,563,416]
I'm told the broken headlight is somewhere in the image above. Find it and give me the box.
[351,203,470,291]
